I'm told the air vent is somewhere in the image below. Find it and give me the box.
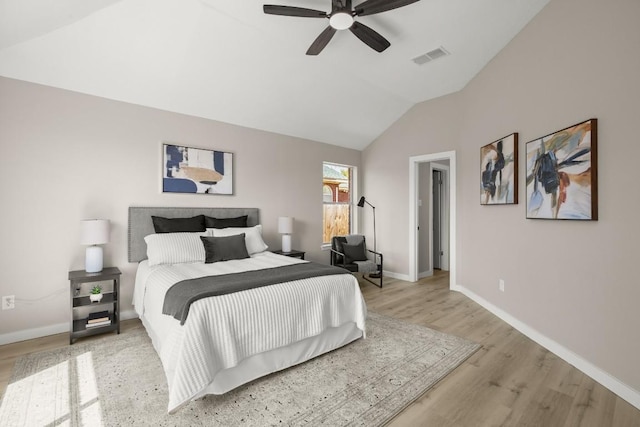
[412,46,450,66]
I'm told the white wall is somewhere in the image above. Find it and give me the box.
[361,92,462,275]
[362,0,640,402]
[0,77,360,340]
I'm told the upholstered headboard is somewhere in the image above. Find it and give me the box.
[128,206,260,262]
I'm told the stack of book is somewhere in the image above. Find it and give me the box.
[86,310,111,328]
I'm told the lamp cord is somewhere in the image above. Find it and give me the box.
[14,287,67,304]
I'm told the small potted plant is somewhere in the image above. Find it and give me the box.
[89,285,103,303]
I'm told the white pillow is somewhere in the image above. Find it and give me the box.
[144,233,205,266]
[211,225,268,255]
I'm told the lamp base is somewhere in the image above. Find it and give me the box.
[369,272,381,279]
[281,235,292,253]
[85,245,104,273]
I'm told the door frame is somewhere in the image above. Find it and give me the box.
[409,151,456,287]
[430,163,450,272]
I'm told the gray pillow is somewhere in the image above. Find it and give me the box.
[204,215,248,229]
[200,234,250,263]
[342,242,368,264]
[152,215,205,233]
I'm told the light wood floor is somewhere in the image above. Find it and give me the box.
[1,271,639,426]
[361,271,640,427]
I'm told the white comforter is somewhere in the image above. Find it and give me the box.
[133,251,367,412]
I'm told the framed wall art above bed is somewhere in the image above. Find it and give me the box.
[162,143,234,195]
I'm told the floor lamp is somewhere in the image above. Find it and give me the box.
[357,196,380,278]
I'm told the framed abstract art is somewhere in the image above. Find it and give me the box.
[480,133,518,205]
[162,143,234,195]
[525,119,597,220]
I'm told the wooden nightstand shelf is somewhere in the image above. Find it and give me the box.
[273,249,305,260]
[68,267,121,344]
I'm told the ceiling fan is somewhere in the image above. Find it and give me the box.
[263,0,421,55]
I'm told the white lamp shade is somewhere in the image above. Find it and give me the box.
[81,219,110,245]
[278,217,293,234]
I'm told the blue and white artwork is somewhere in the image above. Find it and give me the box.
[162,144,233,195]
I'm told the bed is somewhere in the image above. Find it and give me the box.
[128,207,367,413]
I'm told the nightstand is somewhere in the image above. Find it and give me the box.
[68,267,121,344]
[273,249,305,260]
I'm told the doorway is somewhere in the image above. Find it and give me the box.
[433,169,443,270]
[409,151,457,288]
[431,162,450,273]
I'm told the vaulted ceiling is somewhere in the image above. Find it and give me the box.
[0,0,549,150]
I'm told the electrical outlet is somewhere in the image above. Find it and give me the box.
[499,279,505,292]
[2,295,15,310]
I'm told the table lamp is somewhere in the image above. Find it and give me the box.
[81,219,110,273]
[278,217,294,253]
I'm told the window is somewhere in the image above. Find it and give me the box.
[323,185,333,203]
[323,162,353,244]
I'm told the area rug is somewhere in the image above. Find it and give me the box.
[0,312,479,426]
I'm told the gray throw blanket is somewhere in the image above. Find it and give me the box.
[163,262,351,324]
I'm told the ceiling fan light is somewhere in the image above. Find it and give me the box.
[329,12,354,30]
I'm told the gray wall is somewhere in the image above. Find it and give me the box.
[0,77,360,339]
[363,0,640,396]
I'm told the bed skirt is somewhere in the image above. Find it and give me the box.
[140,314,362,413]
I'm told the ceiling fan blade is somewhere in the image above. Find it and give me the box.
[355,0,420,17]
[331,0,353,12]
[306,26,337,55]
[349,21,390,52]
[263,5,327,18]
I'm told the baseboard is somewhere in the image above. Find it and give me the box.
[454,284,640,411]
[0,310,139,346]
[382,270,410,281]
[418,269,434,279]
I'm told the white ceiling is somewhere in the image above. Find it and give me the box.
[0,0,549,150]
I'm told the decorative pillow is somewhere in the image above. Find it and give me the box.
[200,235,250,263]
[212,225,268,255]
[204,215,248,229]
[151,215,205,233]
[144,233,205,266]
[342,242,368,264]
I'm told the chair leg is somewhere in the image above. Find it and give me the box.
[362,255,383,287]
[363,271,382,288]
